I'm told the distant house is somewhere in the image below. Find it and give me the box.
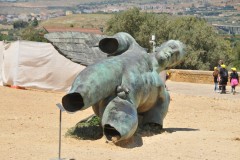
[0,15,6,21]
[236,6,240,11]
[43,26,103,35]
[18,14,31,22]
[0,31,8,35]
[65,11,73,16]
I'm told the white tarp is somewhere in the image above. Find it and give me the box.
[0,41,3,86]
[1,40,85,92]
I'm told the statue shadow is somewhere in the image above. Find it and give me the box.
[163,127,199,133]
[139,127,199,137]
[66,116,198,149]
[114,133,143,148]
[114,127,199,149]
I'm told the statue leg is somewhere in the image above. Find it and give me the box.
[141,90,170,128]
[101,97,138,142]
[92,95,115,118]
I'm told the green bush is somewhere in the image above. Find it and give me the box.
[65,115,103,140]
[105,8,233,70]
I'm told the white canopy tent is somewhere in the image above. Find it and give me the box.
[0,41,3,86]
[0,40,85,92]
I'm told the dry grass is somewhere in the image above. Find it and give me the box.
[39,14,112,28]
[0,24,13,30]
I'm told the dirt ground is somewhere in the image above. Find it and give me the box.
[0,81,239,160]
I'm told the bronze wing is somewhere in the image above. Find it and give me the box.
[44,32,108,66]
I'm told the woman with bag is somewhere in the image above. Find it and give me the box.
[230,67,239,94]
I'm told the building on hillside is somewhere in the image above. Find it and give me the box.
[65,11,73,16]
[43,26,103,35]
[235,6,240,11]
[0,15,6,21]
[18,14,31,22]
[0,31,8,35]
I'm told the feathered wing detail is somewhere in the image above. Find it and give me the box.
[44,32,108,66]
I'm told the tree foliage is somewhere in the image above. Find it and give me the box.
[31,17,39,27]
[0,33,13,41]
[19,27,48,42]
[13,20,29,29]
[1,18,42,41]
[229,38,240,69]
[167,16,232,70]
[105,8,234,70]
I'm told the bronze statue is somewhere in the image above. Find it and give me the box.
[45,32,186,143]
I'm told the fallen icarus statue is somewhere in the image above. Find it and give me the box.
[44,32,186,143]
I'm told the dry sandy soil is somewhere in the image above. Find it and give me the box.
[0,81,239,160]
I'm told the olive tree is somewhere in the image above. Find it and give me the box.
[105,8,233,70]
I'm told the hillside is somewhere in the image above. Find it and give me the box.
[1,0,239,15]
[39,14,112,29]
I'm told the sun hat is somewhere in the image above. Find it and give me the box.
[221,64,226,68]
[231,67,236,71]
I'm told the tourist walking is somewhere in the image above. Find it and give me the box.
[230,67,239,94]
[213,67,219,92]
[219,64,228,94]
[217,60,224,91]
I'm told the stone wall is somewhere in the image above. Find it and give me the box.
[169,69,239,85]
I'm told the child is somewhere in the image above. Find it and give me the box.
[212,67,219,92]
[230,67,239,94]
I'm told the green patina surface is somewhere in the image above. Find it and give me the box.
[46,32,186,143]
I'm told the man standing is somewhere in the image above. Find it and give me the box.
[219,64,228,94]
